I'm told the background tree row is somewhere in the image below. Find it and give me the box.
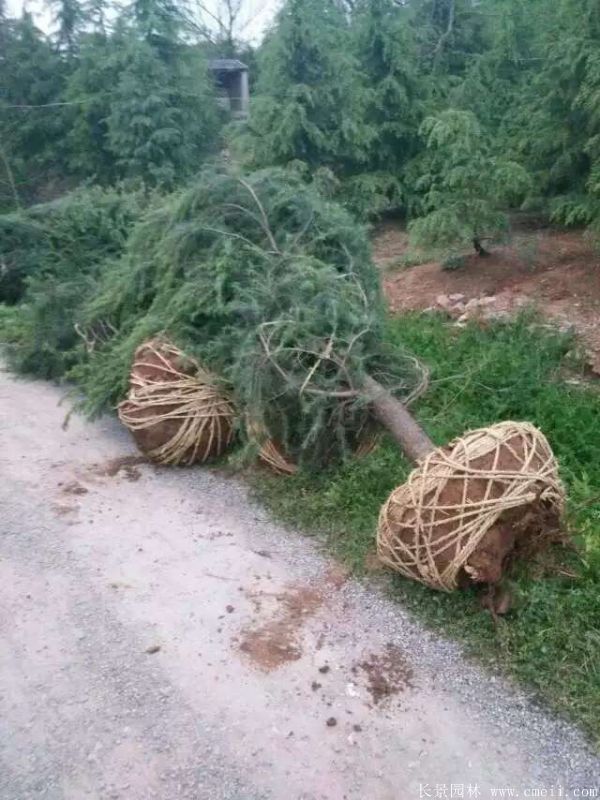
[2,0,600,247]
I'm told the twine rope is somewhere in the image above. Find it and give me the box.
[248,417,379,476]
[118,340,235,465]
[377,421,565,591]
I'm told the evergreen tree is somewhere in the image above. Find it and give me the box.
[128,0,183,53]
[517,0,600,227]
[64,30,121,181]
[84,0,109,35]
[346,0,424,215]
[0,13,70,208]
[0,0,223,201]
[0,0,7,40]
[105,37,220,186]
[354,0,422,169]
[63,0,222,187]
[49,0,86,56]
[2,0,600,241]
[449,0,543,133]
[412,0,488,77]
[241,0,367,172]
[408,109,530,257]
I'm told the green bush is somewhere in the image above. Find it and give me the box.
[408,110,530,255]
[0,214,48,305]
[1,185,149,378]
[0,185,147,306]
[0,304,27,344]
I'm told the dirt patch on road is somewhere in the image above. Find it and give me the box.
[52,501,79,518]
[239,583,323,670]
[238,566,349,671]
[85,455,146,481]
[59,480,89,496]
[51,457,145,516]
[354,644,415,705]
[375,224,600,372]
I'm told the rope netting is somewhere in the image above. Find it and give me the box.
[377,421,565,591]
[118,339,236,465]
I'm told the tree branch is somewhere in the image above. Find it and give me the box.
[432,0,455,68]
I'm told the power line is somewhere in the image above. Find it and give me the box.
[3,87,221,109]
[3,99,90,108]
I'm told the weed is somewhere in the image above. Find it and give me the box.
[441,253,466,271]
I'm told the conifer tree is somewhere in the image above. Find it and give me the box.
[408,109,530,257]
[518,0,600,228]
[49,0,85,56]
[128,0,183,54]
[354,0,422,168]
[0,12,69,207]
[63,30,121,180]
[85,0,108,35]
[346,0,424,215]
[63,0,221,187]
[242,0,367,172]
[105,34,220,186]
[412,0,488,76]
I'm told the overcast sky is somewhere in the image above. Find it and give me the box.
[5,0,280,42]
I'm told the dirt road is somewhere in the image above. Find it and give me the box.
[1,365,598,800]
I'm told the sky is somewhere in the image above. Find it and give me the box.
[5,0,280,42]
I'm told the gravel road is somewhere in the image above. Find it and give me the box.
[1,364,599,800]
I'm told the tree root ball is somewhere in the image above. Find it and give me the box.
[118,339,236,465]
[377,421,566,591]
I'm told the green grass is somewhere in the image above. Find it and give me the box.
[250,312,600,743]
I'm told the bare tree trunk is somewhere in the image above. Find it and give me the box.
[473,237,490,257]
[362,375,435,464]
[0,139,21,211]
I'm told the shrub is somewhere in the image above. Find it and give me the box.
[2,184,149,378]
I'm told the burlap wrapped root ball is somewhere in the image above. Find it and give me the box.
[377,421,566,592]
[118,339,236,465]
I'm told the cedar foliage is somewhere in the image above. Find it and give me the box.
[1,185,149,377]
[233,0,600,242]
[238,0,367,172]
[47,166,422,466]
[408,110,530,256]
[0,0,221,207]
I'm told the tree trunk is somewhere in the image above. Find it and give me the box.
[362,375,435,464]
[473,237,490,257]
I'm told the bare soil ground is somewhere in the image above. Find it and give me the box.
[375,224,600,372]
[1,366,600,798]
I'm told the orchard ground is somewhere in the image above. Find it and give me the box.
[377,223,600,372]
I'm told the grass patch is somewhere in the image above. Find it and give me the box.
[250,312,600,742]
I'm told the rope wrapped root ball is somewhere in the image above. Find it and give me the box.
[377,421,565,592]
[118,339,236,465]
